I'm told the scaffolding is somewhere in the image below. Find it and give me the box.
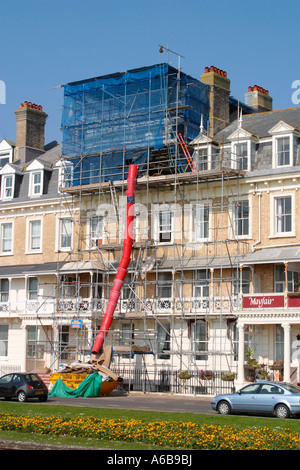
[50,63,249,393]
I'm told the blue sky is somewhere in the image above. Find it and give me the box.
[1,0,300,144]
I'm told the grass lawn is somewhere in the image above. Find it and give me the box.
[0,401,299,450]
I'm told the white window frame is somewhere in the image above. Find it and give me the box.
[193,144,220,171]
[229,197,251,239]
[270,192,295,237]
[29,170,43,197]
[89,215,105,248]
[1,174,14,200]
[56,160,73,191]
[234,142,249,171]
[270,128,298,169]
[26,218,43,253]
[27,277,39,300]
[0,221,13,255]
[193,270,209,298]
[0,324,9,357]
[194,203,210,241]
[57,217,73,251]
[0,279,9,303]
[152,205,174,245]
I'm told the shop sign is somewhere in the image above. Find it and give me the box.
[243,295,284,309]
[71,318,82,328]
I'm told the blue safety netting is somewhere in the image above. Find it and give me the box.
[61,63,209,183]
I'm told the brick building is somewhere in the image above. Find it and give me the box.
[0,64,300,393]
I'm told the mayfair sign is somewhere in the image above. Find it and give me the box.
[243,294,285,309]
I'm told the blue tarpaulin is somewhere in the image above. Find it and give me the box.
[61,64,209,184]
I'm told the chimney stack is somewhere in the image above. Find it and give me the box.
[14,102,48,162]
[200,66,231,136]
[245,85,272,112]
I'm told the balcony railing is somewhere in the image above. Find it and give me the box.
[1,292,299,317]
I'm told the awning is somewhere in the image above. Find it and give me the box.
[243,246,300,270]
[0,262,59,278]
[59,260,105,273]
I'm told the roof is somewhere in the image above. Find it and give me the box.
[216,107,300,143]
[0,263,59,277]
[244,246,300,270]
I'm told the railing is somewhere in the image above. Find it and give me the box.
[2,292,299,316]
[111,367,237,396]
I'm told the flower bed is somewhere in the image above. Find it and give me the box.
[0,412,299,450]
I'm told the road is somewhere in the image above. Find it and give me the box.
[39,392,214,414]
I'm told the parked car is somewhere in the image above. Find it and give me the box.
[211,381,300,419]
[0,373,48,402]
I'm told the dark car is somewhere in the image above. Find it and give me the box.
[0,373,48,402]
[211,381,300,419]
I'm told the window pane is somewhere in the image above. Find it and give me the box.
[157,323,170,359]
[159,211,172,242]
[0,325,8,356]
[195,205,209,239]
[194,270,209,297]
[28,277,38,300]
[192,321,208,360]
[30,220,41,250]
[276,197,292,233]
[157,272,172,298]
[236,143,248,170]
[277,137,290,166]
[60,219,72,248]
[0,279,9,302]
[234,201,249,236]
[2,223,12,252]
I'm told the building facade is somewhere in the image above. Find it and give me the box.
[1,65,300,393]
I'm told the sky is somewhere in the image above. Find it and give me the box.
[1,0,300,145]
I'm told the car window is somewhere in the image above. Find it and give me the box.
[0,374,13,384]
[12,374,23,384]
[25,374,41,382]
[281,384,300,394]
[240,383,261,394]
[260,384,280,394]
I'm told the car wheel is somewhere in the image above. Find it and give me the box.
[17,391,27,403]
[217,400,231,415]
[274,404,290,419]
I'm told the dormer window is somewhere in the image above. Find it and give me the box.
[0,139,14,168]
[0,163,22,201]
[26,159,52,198]
[227,127,257,172]
[2,175,14,200]
[30,171,42,196]
[0,153,10,168]
[269,121,300,168]
[190,132,220,171]
[55,160,73,191]
[276,137,290,166]
[235,143,248,170]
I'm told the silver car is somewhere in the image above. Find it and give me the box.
[211,381,300,419]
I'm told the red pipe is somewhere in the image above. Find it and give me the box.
[92,164,138,354]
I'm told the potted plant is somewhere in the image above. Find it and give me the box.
[221,372,236,382]
[178,370,193,381]
[199,370,214,380]
[256,364,270,381]
[269,360,283,371]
